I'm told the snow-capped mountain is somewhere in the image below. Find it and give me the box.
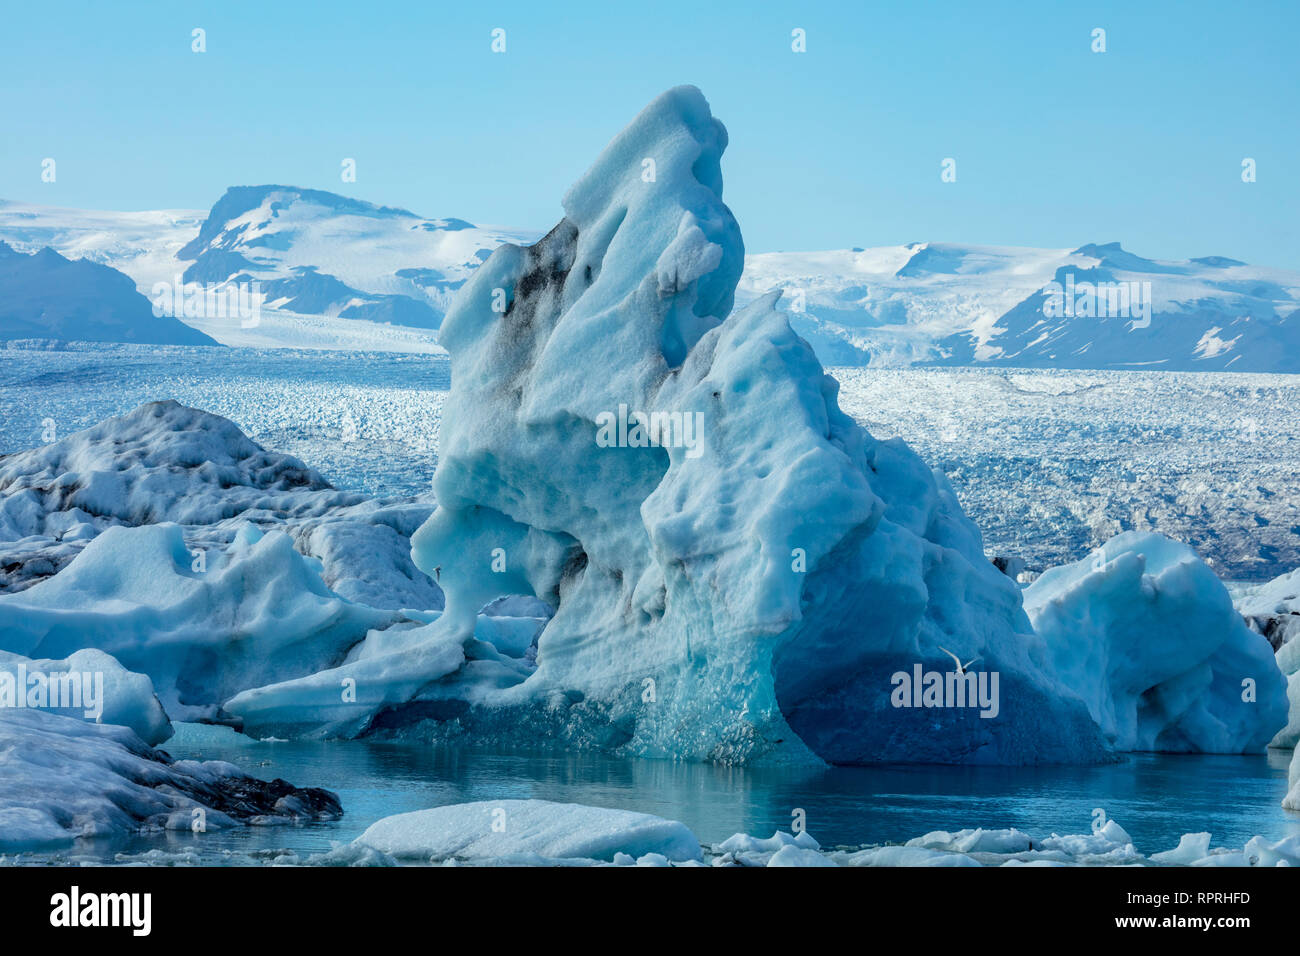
[0,191,536,350]
[738,241,1300,371]
[0,241,219,346]
[4,193,1298,369]
[175,185,536,329]
[0,199,203,292]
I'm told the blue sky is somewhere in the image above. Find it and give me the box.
[3,0,1297,266]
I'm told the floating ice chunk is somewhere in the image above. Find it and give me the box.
[1243,834,1300,866]
[0,522,394,720]
[713,829,822,855]
[0,647,171,745]
[767,845,838,867]
[0,707,339,850]
[1026,532,1288,753]
[905,827,1032,854]
[353,799,702,864]
[955,828,1034,854]
[842,845,983,867]
[1037,819,1137,860]
[1150,832,1213,865]
[1283,747,1300,811]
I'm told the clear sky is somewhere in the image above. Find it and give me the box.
[3,0,1297,266]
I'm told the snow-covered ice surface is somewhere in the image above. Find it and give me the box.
[0,199,203,294]
[175,186,537,330]
[0,192,533,351]
[10,197,1299,370]
[0,343,448,500]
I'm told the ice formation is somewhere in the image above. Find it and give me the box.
[389,85,1109,765]
[0,647,171,745]
[224,613,545,739]
[0,707,340,850]
[0,400,441,608]
[0,522,395,721]
[344,799,1297,868]
[1024,532,1288,753]
[0,87,1288,779]
[1234,567,1300,748]
[1284,746,1300,811]
[353,799,702,864]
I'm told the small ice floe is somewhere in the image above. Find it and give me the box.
[352,799,703,865]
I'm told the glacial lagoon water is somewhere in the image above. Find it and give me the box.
[16,737,1299,865]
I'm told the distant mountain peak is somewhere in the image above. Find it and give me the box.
[0,242,220,346]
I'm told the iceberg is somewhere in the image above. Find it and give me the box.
[0,400,442,610]
[1024,532,1288,753]
[0,707,340,851]
[0,521,394,721]
[391,85,1107,765]
[0,647,172,746]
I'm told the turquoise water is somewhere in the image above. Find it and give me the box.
[21,738,1298,864]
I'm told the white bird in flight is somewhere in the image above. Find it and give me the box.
[938,646,981,674]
